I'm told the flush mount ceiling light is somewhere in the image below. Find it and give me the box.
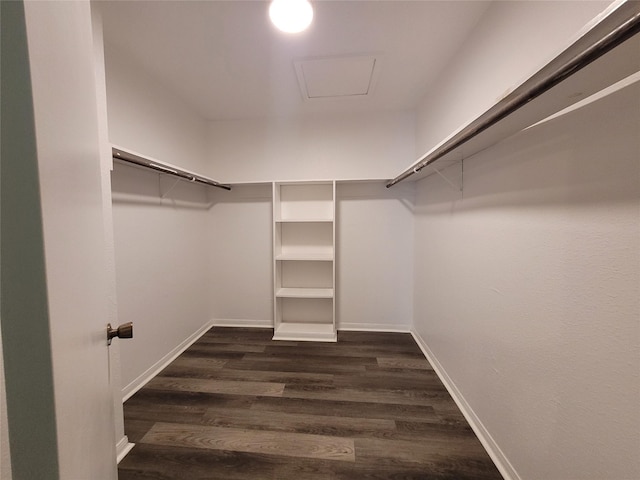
[269,0,313,34]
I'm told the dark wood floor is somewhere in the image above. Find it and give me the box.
[118,327,502,479]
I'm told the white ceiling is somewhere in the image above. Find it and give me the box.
[99,1,491,121]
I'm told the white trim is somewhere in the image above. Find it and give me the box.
[210,320,411,335]
[122,320,214,401]
[211,318,274,328]
[410,329,521,480]
[338,322,410,333]
[115,436,134,464]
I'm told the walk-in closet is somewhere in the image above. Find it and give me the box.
[1,1,638,479]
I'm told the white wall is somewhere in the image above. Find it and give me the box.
[413,77,640,480]
[207,111,415,183]
[208,184,274,327]
[337,182,414,331]
[104,42,209,174]
[105,44,214,396]
[111,165,212,395]
[207,181,415,332]
[414,0,611,157]
[205,94,416,329]
[411,3,639,478]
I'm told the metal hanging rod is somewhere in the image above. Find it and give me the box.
[386,1,640,188]
[112,147,231,191]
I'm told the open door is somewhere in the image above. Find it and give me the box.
[1,1,119,478]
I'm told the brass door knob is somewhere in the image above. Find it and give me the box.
[107,322,133,345]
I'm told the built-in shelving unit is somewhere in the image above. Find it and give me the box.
[273,182,336,342]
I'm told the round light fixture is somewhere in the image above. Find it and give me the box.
[269,0,313,34]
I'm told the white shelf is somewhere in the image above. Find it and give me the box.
[275,217,333,223]
[273,322,337,342]
[276,287,334,298]
[275,252,333,261]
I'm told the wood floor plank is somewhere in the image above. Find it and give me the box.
[146,376,285,397]
[337,331,417,345]
[119,443,471,480]
[355,435,490,464]
[120,327,502,479]
[224,358,367,375]
[122,419,155,444]
[263,343,424,358]
[332,369,448,391]
[353,454,503,480]
[395,419,475,437]
[119,443,336,480]
[202,406,396,437]
[124,403,207,426]
[242,351,379,366]
[125,389,257,410]
[282,383,447,407]
[189,342,266,353]
[203,406,474,443]
[377,356,433,370]
[179,347,246,360]
[198,336,300,347]
[251,396,440,422]
[141,422,356,462]
[159,364,335,386]
[165,356,228,370]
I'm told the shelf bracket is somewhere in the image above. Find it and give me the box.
[160,176,181,199]
[425,165,462,192]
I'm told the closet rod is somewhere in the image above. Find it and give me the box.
[386,1,640,188]
[112,147,231,191]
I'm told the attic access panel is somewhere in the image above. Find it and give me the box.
[294,55,380,100]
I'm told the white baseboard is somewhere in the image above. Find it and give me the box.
[210,320,410,333]
[211,318,273,328]
[122,320,214,402]
[338,322,410,332]
[116,435,135,463]
[410,329,520,480]
[211,319,412,334]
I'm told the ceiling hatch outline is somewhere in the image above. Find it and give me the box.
[294,55,382,101]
